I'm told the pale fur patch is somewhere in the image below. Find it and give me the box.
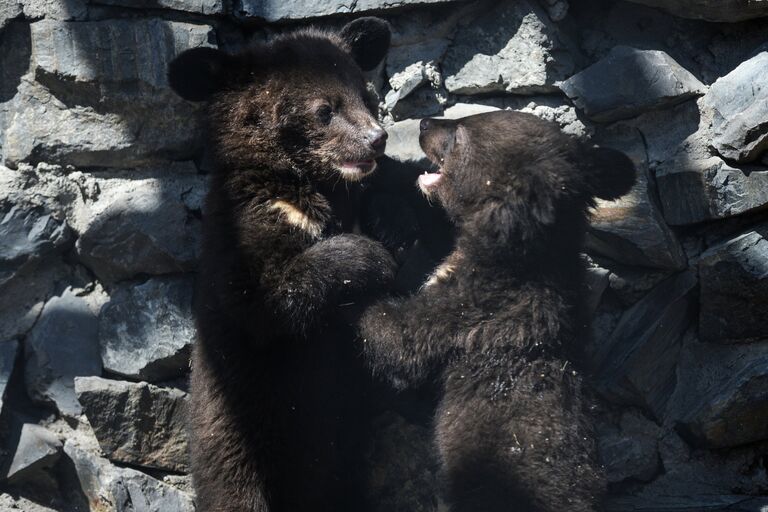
[423,262,456,288]
[269,200,323,238]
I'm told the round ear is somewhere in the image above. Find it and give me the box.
[582,146,637,201]
[168,47,234,102]
[339,17,391,71]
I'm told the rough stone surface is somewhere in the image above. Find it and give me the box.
[588,125,687,270]
[22,0,88,20]
[24,288,102,416]
[443,0,575,95]
[0,340,19,416]
[623,0,768,22]
[597,410,660,483]
[561,46,704,122]
[668,341,768,449]
[593,271,697,419]
[93,0,225,15]
[235,0,458,21]
[6,423,62,482]
[701,51,768,163]
[99,276,195,382]
[75,376,189,472]
[0,2,22,30]
[2,19,215,168]
[75,169,205,283]
[698,226,768,343]
[64,438,196,512]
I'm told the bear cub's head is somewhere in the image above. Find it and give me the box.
[418,111,636,251]
[168,18,391,182]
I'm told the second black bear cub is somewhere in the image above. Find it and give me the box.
[359,111,636,512]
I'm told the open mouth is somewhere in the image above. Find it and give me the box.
[338,160,377,181]
[418,162,443,195]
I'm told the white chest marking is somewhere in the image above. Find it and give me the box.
[269,200,323,238]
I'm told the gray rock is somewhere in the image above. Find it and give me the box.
[75,376,189,472]
[560,46,704,122]
[99,276,195,382]
[597,411,660,483]
[366,412,439,512]
[75,170,205,282]
[64,438,195,512]
[584,262,610,318]
[593,271,697,419]
[668,341,768,449]
[698,226,768,344]
[234,0,458,21]
[0,494,61,512]
[6,423,62,482]
[0,340,19,416]
[443,0,575,95]
[2,19,215,168]
[0,2,22,30]
[656,155,768,226]
[701,51,768,163]
[25,288,102,417]
[22,0,88,20]
[587,125,687,270]
[623,0,768,22]
[90,0,224,14]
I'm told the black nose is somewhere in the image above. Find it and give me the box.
[367,128,388,151]
[420,118,432,132]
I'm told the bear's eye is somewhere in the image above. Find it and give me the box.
[316,104,333,125]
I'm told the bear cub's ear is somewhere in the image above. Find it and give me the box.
[582,146,637,201]
[340,17,391,71]
[168,47,234,102]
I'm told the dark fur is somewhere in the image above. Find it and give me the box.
[168,19,395,512]
[359,111,636,512]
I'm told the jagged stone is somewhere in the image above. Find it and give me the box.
[24,288,102,417]
[234,0,458,21]
[597,411,660,484]
[593,271,697,419]
[698,226,768,344]
[587,125,687,270]
[366,412,439,512]
[21,0,88,20]
[701,51,768,163]
[99,276,195,382]
[560,46,704,122]
[75,169,205,282]
[0,2,22,30]
[2,19,215,168]
[668,341,768,449]
[443,0,575,95]
[64,438,195,512]
[6,423,62,482]
[0,340,19,416]
[75,376,189,472]
[623,0,768,22]
[91,0,224,14]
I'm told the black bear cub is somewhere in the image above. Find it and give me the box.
[359,111,636,512]
[168,19,394,512]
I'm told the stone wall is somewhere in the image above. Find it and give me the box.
[1,0,768,510]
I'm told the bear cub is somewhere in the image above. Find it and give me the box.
[168,19,395,512]
[359,111,636,512]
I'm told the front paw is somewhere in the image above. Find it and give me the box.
[329,234,397,293]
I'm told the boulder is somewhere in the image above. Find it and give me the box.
[587,125,687,270]
[0,3,22,32]
[21,0,88,20]
[443,0,575,95]
[234,0,458,21]
[701,51,768,163]
[74,169,205,282]
[5,423,62,482]
[99,276,195,382]
[0,340,19,416]
[560,46,704,122]
[623,0,768,22]
[75,377,189,472]
[64,438,195,512]
[90,0,224,14]
[668,341,768,449]
[2,19,215,168]
[24,288,102,417]
[593,271,697,419]
[597,411,660,484]
[698,226,768,343]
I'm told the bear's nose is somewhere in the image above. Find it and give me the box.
[420,118,432,132]
[367,127,388,151]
